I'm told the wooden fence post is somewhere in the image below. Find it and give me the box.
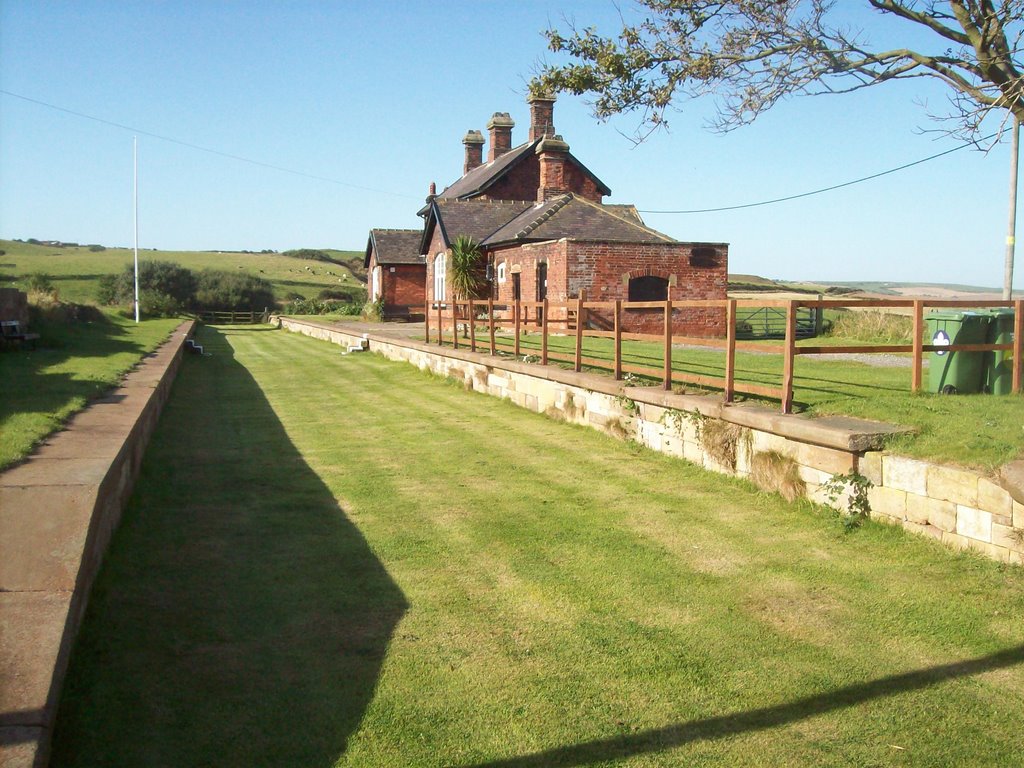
[488,297,496,355]
[452,302,460,350]
[725,299,736,403]
[436,302,443,346]
[912,300,924,392]
[514,299,521,357]
[613,299,622,380]
[1014,299,1023,394]
[469,299,476,352]
[782,300,797,413]
[574,295,584,372]
[424,300,430,344]
[663,299,673,390]
[541,298,549,365]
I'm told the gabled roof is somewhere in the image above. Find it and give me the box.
[365,229,425,268]
[483,195,676,246]
[436,140,612,202]
[420,199,535,253]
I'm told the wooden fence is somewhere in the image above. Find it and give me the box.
[423,296,1024,414]
[196,310,265,324]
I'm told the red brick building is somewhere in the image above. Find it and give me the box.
[364,229,426,320]
[368,94,728,335]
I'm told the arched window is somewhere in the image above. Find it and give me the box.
[497,262,506,283]
[628,275,669,301]
[433,252,446,301]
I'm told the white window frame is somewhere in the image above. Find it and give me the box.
[434,252,446,301]
[371,266,381,301]
[497,262,506,284]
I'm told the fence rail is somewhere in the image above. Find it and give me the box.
[422,295,1023,414]
[196,310,265,324]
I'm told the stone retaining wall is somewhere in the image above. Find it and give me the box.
[0,320,196,768]
[276,317,1024,566]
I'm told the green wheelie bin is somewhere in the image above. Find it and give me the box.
[983,308,1016,395]
[927,311,990,394]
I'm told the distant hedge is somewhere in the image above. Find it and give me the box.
[98,261,274,317]
[281,248,336,263]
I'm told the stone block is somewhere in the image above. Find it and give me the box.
[941,530,972,551]
[796,443,856,475]
[867,486,907,520]
[1014,501,1024,529]
[750,430,793,458]
[682,439,704,466]
[956,505,993,543]
[1010,550,1023,566]
[883,455,929,495]
[927,465,979,507]
[993,523,1024,553]
[486,373,508,390]
[978,478,1012,517]
[926,499,958,533]
[903,520,943,541]
[860,451,883,485]
[990,546,1012,563]
[798,465,832,487]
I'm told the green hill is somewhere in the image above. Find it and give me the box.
[0,240,367,306]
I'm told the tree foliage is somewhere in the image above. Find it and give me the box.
[97,261,275,316]
[448,235,488,300]
[535,1,1024,142]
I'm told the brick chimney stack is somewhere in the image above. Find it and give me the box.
[462,130,485,175]
[536,135,570,201]
[528,94,556,142]
[486,112,515,162]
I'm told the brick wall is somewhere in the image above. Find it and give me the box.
[481,156,602,203]
[383,264,425,317]
[488,239,728,337]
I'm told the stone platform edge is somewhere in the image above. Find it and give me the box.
[0,320,196,768]
[277,316,1024,566]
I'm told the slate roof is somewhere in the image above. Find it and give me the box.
[365,229,425,268]
[436,140,612,202]
[420,199,535,253]
[482,195,675,246]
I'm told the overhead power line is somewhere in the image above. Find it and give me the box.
[0,89,418,200]
[638,132,999,215]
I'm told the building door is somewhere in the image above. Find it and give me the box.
[512,272,521,302]
[535,262,547,324]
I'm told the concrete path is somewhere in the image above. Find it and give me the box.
[0,321,193,768]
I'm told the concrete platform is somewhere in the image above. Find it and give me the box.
[0,321,193,768]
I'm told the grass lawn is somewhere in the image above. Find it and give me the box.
[52,324,1024,767]
[462,330,1024,471]
[0,238,365,304]
[0,311,180,469]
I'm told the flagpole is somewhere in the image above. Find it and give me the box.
[133,136,140,323]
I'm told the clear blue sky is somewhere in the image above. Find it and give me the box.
[1,0,1019,289]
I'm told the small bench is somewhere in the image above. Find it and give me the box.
[1,319,40,349]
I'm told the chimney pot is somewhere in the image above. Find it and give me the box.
[528,94,557,143]
[486,112,515,162]
[462,130,485,175]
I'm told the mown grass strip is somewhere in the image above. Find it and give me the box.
[52,325,1024,767]
[0,312,180,469]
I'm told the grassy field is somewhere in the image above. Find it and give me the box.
[0,311,181,469]
[52,324,1024,767]
[0,239,366,305]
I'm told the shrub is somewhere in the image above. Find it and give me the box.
[827,310,913,344]
[282,248,335,263]
[26,272,54,293]
[361,296,385,321]
[105,261,197,316]
[88,244,106,252]
[96,274,118,305]
[194,270,275,311]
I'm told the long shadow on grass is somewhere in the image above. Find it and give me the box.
[464,643,1024,768]
[50,325,407,767]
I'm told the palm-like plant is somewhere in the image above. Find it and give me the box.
[448,235,486,301]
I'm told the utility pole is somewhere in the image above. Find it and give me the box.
[1005,116,1019,301]
[133,136,140,323]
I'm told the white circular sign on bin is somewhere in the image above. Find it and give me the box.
[932,328,951,356]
